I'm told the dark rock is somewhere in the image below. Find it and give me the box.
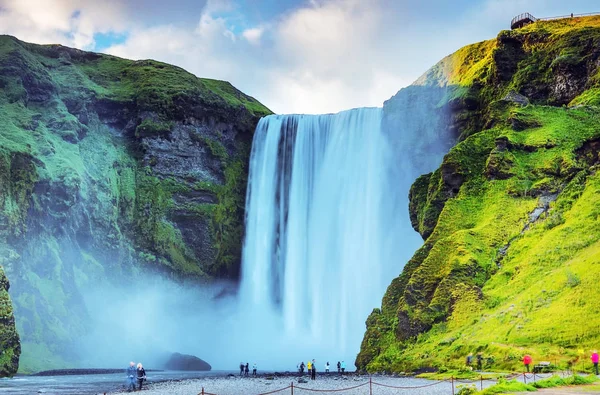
[163,352,211,371]
[502,90,530,106]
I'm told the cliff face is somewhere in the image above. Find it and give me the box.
[358,16,600,372]
[0,35,270,373]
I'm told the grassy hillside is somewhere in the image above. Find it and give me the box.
[0,35,271,374]
[358,16,600,373]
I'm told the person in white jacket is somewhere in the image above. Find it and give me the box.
[325,362,330,373]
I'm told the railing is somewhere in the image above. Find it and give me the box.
[539,11,600,21]
[193,371,587,395]
[511,11,600,29]
[511,12,537,29]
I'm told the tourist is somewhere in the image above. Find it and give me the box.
[523,354,532,372]
[253,363,257,376]
[125,361,136,392]
[476,353,483,371]
[337,361,341,373]
[307,360,312,376]
[136,363,146,391]
[311,359,316,380]
[466,353,473,367]
[245,362,250,376]
[341,361,346,373]
[325,361,330,373]
[300,361,305,375]
[592,351,599,375]
[240,362,244,376]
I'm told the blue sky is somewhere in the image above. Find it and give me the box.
[1,0,599,113]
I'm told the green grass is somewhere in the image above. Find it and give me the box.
[0,34,272,373]
[359,14,600,374]
[360,105,600,372]
[478,378,536,394]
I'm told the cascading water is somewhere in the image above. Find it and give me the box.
[240,108,426,364]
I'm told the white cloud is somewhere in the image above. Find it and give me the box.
[242,26,264,45]
[2,0,599,113]
[0,0,128,49]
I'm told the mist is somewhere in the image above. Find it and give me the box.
[73,273,350,372]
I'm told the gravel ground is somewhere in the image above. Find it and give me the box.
[107,374,493,395]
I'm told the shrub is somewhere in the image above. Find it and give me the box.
[479,378,536,394]
[457,384,478,395]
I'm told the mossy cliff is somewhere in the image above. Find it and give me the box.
[358,16,600,372]
[0,35,270,374]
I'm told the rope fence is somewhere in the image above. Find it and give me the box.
[194,371,587,395]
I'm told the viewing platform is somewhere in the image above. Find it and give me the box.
[511,11,600,30]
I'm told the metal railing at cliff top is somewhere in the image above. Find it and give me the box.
[511,11,600,29]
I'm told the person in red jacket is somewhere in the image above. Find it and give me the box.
[591,351,599,375]
[523,355,532,372]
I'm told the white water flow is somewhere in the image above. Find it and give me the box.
[240,108,422,365]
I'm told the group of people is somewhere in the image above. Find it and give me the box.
[297,360,346,379]
[239,362,258,376]
[125,361,146,392]
[465,353,485,371]
[466,351,600,375]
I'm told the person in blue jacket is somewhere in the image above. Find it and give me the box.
[125,361,136,392]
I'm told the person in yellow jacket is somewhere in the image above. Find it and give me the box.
[307,360,312,376]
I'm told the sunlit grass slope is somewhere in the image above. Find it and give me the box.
[358,16,600,372]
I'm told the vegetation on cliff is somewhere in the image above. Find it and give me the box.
[0,35,270,373]
[358,16,600,373]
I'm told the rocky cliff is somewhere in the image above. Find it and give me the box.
[358,16,600,372]
[0,35,270,374]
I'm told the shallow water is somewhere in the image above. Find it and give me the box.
[0,370,221,394]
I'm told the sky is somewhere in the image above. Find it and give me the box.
[0,0,599,114]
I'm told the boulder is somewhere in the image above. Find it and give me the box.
[163,352,211,371]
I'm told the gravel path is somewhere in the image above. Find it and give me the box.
[108,375,487,395]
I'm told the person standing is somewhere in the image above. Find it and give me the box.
[466,353,473,367]
[136,363,146,391]
[307,360,312,376]
[311,359,316,380]
[523,355,532,373]
[240,362,244,376]
[245,362,250,376]
[300,361,305,375]
[325,362,330,373]
[476,353,483,371]
[337,361,341,374]
[341,361,346,373]
[592,351,599,375]
[253,363,257,376]
[125,361,136,392]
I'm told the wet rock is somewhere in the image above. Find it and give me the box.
[163,352,211,371]
[502,90,530,106]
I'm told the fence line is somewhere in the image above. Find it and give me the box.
[195,371,589,395]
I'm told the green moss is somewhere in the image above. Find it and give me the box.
[135,119,173,138]
[360,102,600,372]
[74,55,271,117]
[477,378,536,394]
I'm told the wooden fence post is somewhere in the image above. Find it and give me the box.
[291,381,294,395]
[451,376,455,395]
[369,376,372,395]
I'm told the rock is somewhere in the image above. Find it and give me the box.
[163,352,211,371]
[298,378,308,383]
[502,90,530,106]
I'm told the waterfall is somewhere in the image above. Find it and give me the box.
[240,108,425,363]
